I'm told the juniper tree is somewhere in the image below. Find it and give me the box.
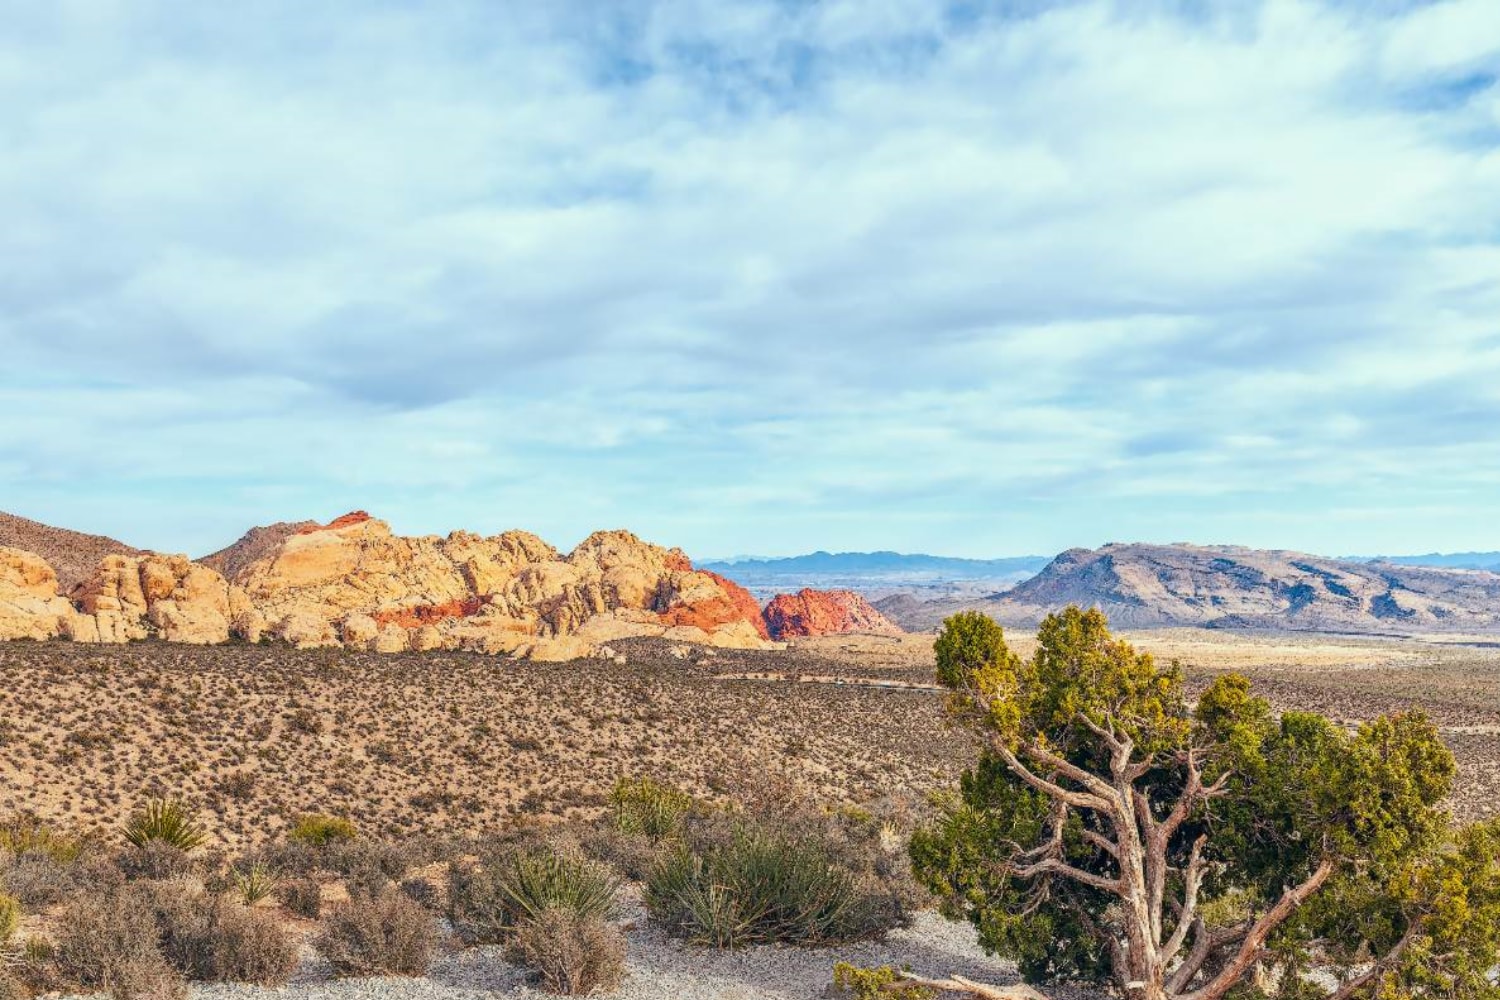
[909,607,1500,1000]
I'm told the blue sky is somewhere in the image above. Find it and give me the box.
[2,0,1498,560]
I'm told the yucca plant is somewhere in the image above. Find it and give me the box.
[645,826,876,948]
[450,846,619,943]
[233,860,281,906]
[122,797,208,851]
[610,776,692,842]
[494,848,619,926]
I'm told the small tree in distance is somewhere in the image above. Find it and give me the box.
[907,606,1500,1000]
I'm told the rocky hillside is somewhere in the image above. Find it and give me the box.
[763,588,903,639]
[0,510,140,591]
[886,543,1500,633]
[0,511,776,659]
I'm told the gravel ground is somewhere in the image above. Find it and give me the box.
[191,901,1099,1000]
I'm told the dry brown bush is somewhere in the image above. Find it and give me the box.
[512,907,626,996]
[314,887,440,977]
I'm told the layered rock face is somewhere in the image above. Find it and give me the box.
[762,588,904,639]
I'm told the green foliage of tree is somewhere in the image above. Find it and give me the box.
[912,607,1500,1000]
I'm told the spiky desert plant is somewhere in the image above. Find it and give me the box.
[232,861,280,906]
[610,776,692,842]
[123,798,207,852]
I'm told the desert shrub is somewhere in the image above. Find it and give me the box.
[54,888,186,1000]
[0,815,86,863]
[117,841,195,881]
[0,891,19,943]
[512,907,626,996]
[154,892,298,986]
[610,776,692,842]
[645,822,883,949]
[450,845,618,944]
[281,877,322,919]
[288,814,357,847]
[831,963,935,999]
[0,969,22,1000]
[54,880,297,990]
[122,799,207,852]
[314,887,439,977]
[0,851,98,908]
[581,824,665,882]
[344,863,392,899]
[399,876,441,911]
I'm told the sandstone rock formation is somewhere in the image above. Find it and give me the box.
[888,543,1500,633]
[762,588,904,639]
[213,512,775,657]
[68,553,256,645]
[0,546,78,640]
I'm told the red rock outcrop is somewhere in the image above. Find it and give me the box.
[762,588,904,639]
[659,570,769,639]
[295,510,373,535]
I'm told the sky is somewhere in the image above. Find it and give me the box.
[2,0,1499,561]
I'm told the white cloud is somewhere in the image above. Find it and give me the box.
[1,0,1497,558]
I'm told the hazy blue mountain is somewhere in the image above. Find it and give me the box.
[702,551,1051,576]
[1357,552,1500,572]
[700,551,1051,601]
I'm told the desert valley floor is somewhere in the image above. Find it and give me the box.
[3,628,1498,847]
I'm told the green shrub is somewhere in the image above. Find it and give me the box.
[288,814,357,847]
[610,776,692,842]
[832,963,935,999]
[314,887,439,977]
[0,815,86,863]
[645,825,880,949]
[0,891,19,944]
[512,907,627,996]
[122,799,207,852]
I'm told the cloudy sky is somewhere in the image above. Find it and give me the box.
[3,0,1498,560]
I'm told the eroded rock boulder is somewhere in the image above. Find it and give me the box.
[762,588,904,640]
[0,546,77,640]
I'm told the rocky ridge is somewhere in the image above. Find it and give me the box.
[0,512,781,660]
[885,542,1500,633]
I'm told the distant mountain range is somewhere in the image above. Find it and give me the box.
[879,543,1500,634]
[700,551,1051,600]
[1357,552,1500,572]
